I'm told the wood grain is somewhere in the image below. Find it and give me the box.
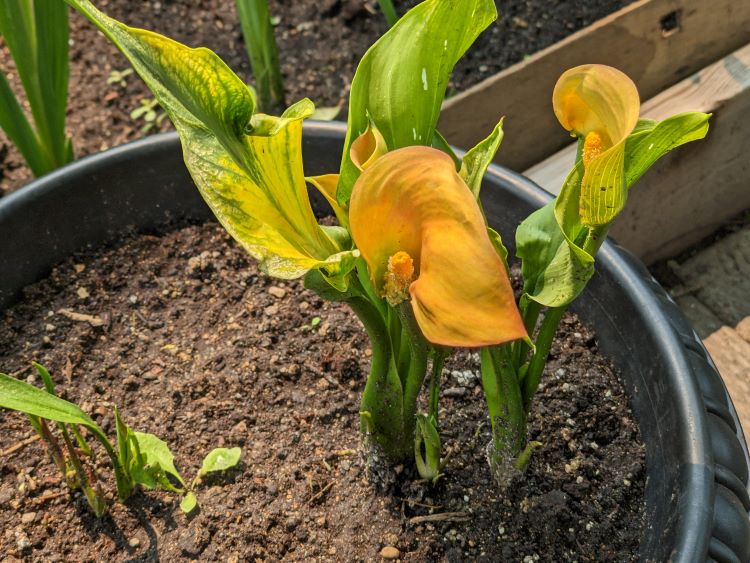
[439,0,750,172]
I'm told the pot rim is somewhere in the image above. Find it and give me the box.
[1,125,748,561]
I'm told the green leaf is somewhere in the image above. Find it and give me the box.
[198,447,242,477]
[130,431,185,491]
[32,362,56,394]
[236,0,284,110]
[431,130,461,169]
[303,268,362,302]
[33,0,71,166]
[336,0,497,204]
[180,491,198,513]
[460,118,504,199]
[310,105,342,121]
[0,0,72,172]
[0,71,47,175]
[0,373,99,428]
[66,0,354,285]
[516,112,710,308]
[114,406,132,472]
[516,199,594,307]
[414,414,442,482]
[624,112,710,186]
[486,227,509,272]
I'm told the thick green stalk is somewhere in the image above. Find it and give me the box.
[480,345,526,457]
[377,0,399,26]
[521,225,609,409]
[235,0,284,111]
[396,302,429,453]
[349,296,407,460]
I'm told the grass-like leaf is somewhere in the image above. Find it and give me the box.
[235,0,284,111]
[0,0,72,174]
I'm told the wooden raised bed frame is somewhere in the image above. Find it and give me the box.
[439,0,750,262]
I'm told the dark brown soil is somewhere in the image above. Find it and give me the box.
[0,221,645,561]
[0,0,634,195]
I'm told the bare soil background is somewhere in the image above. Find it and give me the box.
[0,0,633,194]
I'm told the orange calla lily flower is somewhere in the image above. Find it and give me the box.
[553,64,640,226]
[349,146,527,347]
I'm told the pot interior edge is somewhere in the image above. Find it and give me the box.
[0,128,708,560]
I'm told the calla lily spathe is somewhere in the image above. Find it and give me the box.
[553,64,640,227]
[349,146,527,348]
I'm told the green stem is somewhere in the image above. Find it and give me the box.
[513,298,541,369]
[521,306,565,411]
[349,296,407,460]
[429,348,447,428]
[396,302,429,452]
[62,428,106,516]
[480,345,526,456]
[32,417,73,486]
[583,225,608,256]
[377,0,399,26]
[88,423,133,501]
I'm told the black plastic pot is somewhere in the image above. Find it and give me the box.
[1,124,748,562]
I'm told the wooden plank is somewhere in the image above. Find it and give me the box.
[525,43,750,263]
[736,317,750,345]
[703,327,750,435]
[438,0,750,172]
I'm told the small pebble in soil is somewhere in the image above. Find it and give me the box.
[268,286,287,298]
[16,530,31,551]
[380,546,400,559]
[20,512,36,524]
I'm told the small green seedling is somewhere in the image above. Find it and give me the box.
[0,364,241,516]
[106,67,134,88]
[180,447,242,513]
[130,98,167,133]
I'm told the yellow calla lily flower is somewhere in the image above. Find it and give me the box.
[349,146,527,347]
[553,64,640,226]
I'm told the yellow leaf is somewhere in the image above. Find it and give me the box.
[67,0,353,283]
[307,173,349,229]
